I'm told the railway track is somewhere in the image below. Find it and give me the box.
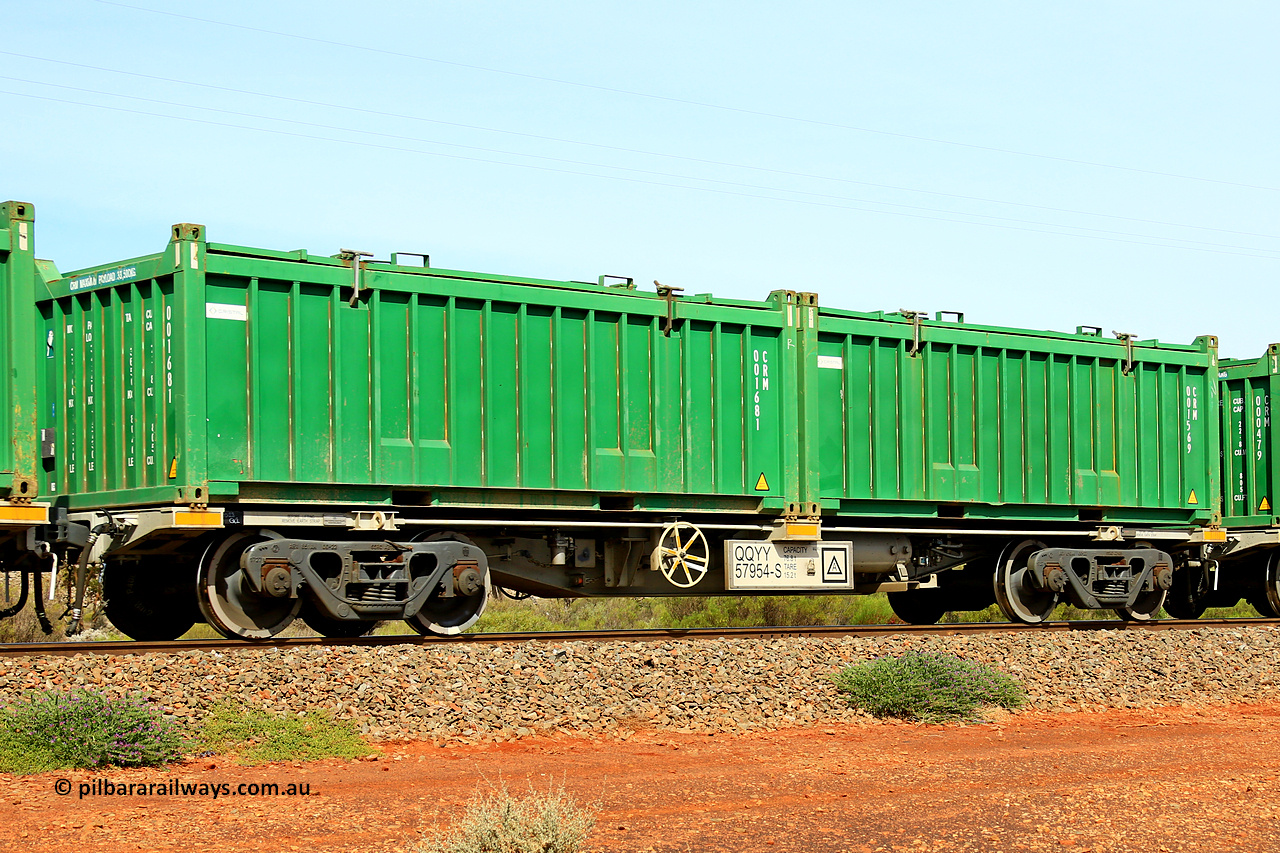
[3,617,1279,658]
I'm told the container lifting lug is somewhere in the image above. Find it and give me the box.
[900,310,927,356]
[1114,332,1136,375]
[654,281,684,336]
[337,249,374,306]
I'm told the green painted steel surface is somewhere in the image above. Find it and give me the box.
[29,213,1222,525]
[39,227,797,511]
[1220,346,1279,528]
[811,309,1220,525]
[0,201,39,501]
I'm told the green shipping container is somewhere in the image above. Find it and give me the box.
[812,308,1221,526]
[36,223,807,515]
[27,212,1220,529]
[1220,346,1279,528]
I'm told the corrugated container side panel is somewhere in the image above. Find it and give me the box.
[1133,364,1158,507]
[589,311,622,489]
[197,258,791,502]
[553,308,588,490]
[654,319,683,494]
[817,321,1214,517]
[518,305,554,489]
[1114,363,1137,506]
[100,290,123,488]
[253,281,294,481]
[748,328,782,497]
[817,338,844,495]
[868,340,899,498]
[977,349,1001,505]
[1046,355,1071,504]
[711,325,741,494]
[45,274,179,497]
[410,294,446,478]
[1157,367,1181,506]
[1252,377,1274,515]
[1248,377,1270,515]
[681,322,713,493]
[373,290,409,482]
[334,296,373,483]
[1221,356,1276,525]
[1023,354,1049,503]
[623,315,658,490]
[997,353,1024,502]
[294,284,334,482]
[205,275,249,479]
[1223,378,1247,517]
[484,302,519,488]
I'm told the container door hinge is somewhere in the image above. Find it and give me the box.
[1114,332,1136,375]
[654,281,684,336]
[900,310,927,356]
[336,249,374,306]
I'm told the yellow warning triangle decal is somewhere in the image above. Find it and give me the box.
[168,458,178,479]
[754,472,770,492]
[1187,489,1198,505]
[1261,497,1272,512]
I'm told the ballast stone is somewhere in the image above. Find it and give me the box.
[0,627,1277,743]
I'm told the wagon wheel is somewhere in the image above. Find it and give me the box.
[197,529,300,640]
[406,532,490,637]
[887,590,948,625]
[1257,552,1280,617]
[1115,541,1167,621]
[651,522,710,589]
[103,557,199,641]
[993,539,1058,624]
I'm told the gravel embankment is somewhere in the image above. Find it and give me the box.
[1,627,1277,742]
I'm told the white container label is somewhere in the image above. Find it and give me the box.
[724,541,852,590]
[205,303,248,321]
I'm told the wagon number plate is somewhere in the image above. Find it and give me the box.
[724,541,853,590]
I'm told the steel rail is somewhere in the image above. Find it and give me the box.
[2,617,1278,658]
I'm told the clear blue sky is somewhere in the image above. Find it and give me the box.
[5,1,1277,357]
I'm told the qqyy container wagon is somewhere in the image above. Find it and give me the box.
[8,202,1227,639]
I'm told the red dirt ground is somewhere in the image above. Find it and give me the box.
[1,703,1278,853]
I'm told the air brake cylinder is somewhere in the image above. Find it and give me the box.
[848,534,913,573]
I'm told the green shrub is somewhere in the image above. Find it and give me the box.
[832,651,1025,723]
[197,702,373,764]
[418,783,597,853]
[0,690,185,773]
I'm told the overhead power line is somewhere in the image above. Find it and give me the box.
[89,0,1280,194]
[6,73,1279,258]
[3,50,1276,244]
[3,87,1277,262]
